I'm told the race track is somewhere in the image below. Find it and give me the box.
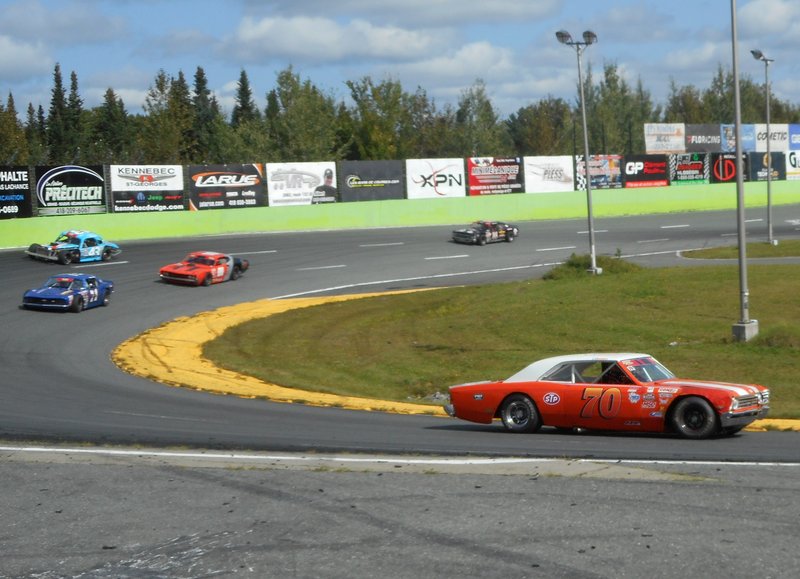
[2,206,799,462]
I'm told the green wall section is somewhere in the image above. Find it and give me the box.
[2,182,798,249]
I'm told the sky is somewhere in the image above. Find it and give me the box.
[0,0,798,120]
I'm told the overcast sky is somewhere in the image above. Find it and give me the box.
[0,0,797,119]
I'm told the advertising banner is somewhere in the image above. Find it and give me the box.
[685,124,722,153]
[669,153,709,185]
[575,155,622,190]
[754,123,789,152]
[622,155,668,188]
[0,166,33,219]
[710,153,747,183]
[790,124,800,150]
[523,156,574,192]
[266,162,338,206]
[720,124,756,152]
[338,160,405,202]
[110,165,185,212]
[748,152,786,181]
[35,165,106,216]
[405,158,466,199]
[644,123,685,154]
[188,164,266,210]
[788,151,800,180]
[466,157,524,196]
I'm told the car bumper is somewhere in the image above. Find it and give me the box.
[160,273,200,285]
[452,235,476,245]
[720,406,770,428]
[25,249,59,261]
[444,404,455,417]
[23,300,70,310]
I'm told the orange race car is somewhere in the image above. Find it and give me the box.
[159,251,249,287]
[444,353,769,439]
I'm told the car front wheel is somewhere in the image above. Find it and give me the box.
[59,251,74,265]
[670,396,718,439]
[499,394,542,433]
[70,296,83,313]
[201,274,212,287]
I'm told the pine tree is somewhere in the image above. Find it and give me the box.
[46,63,68,163]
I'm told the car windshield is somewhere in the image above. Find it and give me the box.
[54,235,77,245]
[186,255,214,266]
[46,277,75,289]
[621,357,675,383]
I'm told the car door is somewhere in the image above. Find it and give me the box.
[212,257,230,282]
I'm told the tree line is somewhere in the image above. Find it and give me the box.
[0,62,798,167]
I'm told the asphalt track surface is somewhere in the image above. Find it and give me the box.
[2,206,800,462]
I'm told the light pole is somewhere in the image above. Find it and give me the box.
[751,48,777,246]
[557,29,601,275]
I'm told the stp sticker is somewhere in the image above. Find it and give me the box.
[543,392,561,405]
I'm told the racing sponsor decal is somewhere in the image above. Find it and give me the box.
[685,124,722,153]
[110,165,185,212]
[710,153,748,183]
[580,387,621,419]
[0,166,33,219]
[338,160,404,202]
[266,162,338,206]
[747,152,786,182]
[189,164,266,210]
[35,165,106,216]
[575,155,622,190]
[720,124,756,153]
[628,391,641,404]
[669,153,709,185]
[543,392,561,405]
[754,123,789,152]
[622,154,668,188]
[405,158,466,199]
[467,157,524,195]
[523,156,574,192]
[644,123,685,154]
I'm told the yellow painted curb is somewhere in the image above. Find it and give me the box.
[112,291,448,416]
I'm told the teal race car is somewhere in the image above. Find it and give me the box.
[25,230,122,265]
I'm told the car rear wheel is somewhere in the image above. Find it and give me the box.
[102,248,112,261]
[102,290,111,306]
[506,234,515,242]
[670,396,718,439]
[70,296,84,313]
[499,394,542,433]
[231,266,241,280]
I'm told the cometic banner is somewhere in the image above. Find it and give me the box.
[754,124,789,152]
[669,153,709,185]
[644,123,685,154]
[748,152,786,181]
[788,151,800,180]
[523,156,574,192]
[622,155,668,188]
[110,165,185,212]
[710,153,747,183]
[575,155,622,190]
[266,162,338,206]
[188,164,266,210]
[0,166,33,219]
[685,125,722,153]
[466,157,524,196]
[35,165,106,216]
[405,158,466,199]
[338,160,404,202]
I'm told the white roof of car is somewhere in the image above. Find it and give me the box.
[504,353,650,383]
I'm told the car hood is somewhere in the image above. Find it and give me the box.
[656,379,764,397]
[25,287,73,298]
[453,227,477,233]
[162,262,210,272]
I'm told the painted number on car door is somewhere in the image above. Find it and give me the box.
[580,387,622,419]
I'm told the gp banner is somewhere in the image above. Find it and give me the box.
[338,160,404,202]
[721,124,756,152]
[575,155,622,190]
[754,124,789,152]
[405,158,466,199]
[110,165,185,212]
[35,165,106,216]
[669,153,709,185]
[748,152,786,181]
[685,125,722,153]
[788,151,800,180]
[466,157,524,196]
[0,166,33,219]
[622,155,668,188]
[188,164,266,210]
[644,123,685,154]
[710,153,747,183]
[266,162,337,206]
[523,156,574,192]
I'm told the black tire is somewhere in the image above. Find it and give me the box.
[506,234,515,242]
[102,290,111,306]
[70,296,83,313]
[499,394,542,433]
[670,396,718,439]
[102,248,112,261]
[201,274,212,287]
[477,236,487,246]
[59,251,74,265]
[231,266,241,281]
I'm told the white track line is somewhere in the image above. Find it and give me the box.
[536,246,576,252]
[360,242,405,247]
[237,250,277,255]
[637,238,669,244]
[296,264,347,271]
[660,224,690,229]
[425,255,469,260]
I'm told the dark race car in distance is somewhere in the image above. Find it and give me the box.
[452,221,519,245]
[22,273,113,313]
[26,230,122,265]
[159,251,250,286]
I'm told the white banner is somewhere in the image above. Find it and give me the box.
[109,165,183,191]
[523,156,574,192]
[754,123,789,152]
[644,123,685,154]
[265,162,338,206]
[788,151,800,181]
[405,158,466,199]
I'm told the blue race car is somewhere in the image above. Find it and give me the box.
[26,230,122,265]
[22,273,114,313]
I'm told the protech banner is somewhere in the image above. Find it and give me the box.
[110,165,185,212]
[338,160,404,202]
[466,157,524,195]
[266,162,338,206]
[188,164,266,210]
[405,158,466,199]
[35,165,106,216]
[644,123,685,154]
[622,155,668,188]
[0,166,33,219]
[523,156,574,192]
[748,152,785,182]
[669,153,709,185]
[575,155,622,190]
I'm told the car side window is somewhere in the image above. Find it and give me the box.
[596,363,634,385]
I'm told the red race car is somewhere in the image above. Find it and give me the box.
[444,353,769,439]
[159,251,249,287]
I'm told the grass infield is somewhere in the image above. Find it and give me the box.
[683,239,800,259]
[204,254,800,418]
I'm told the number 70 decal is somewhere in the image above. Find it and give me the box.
[581,387,622,419]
